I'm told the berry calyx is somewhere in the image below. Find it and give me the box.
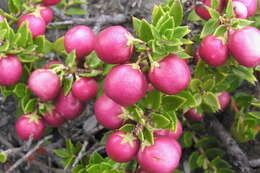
[95,26,134,64]
[106,131,140,163]
[15,114,45,140]
[0,55,22,86]
[148,55,190,95]
[104,64,147,106]
[94,93,125,129]
[28,69,61,101]
[71,77,98,102]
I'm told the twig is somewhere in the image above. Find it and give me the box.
[71,140,88,168]
[249,158,260,168]
[6,135,53,173]
[206,116,253,173]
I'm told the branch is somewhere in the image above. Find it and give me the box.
[6,135,53,173]
[71,140,88,168]
[206,116,253,173]
[249,158,260,168]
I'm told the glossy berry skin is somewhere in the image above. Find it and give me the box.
[228,26,260,67]
[104,64,147,106]
[43,0,61,6]
[233,1,248,19]
[154,120,183,140]
[106,131,140,163]
[199,35,228,67]
[95,26,134,64]
[72,77,98,102]
[15,115,45,140]
[0,55,22,86]
[218,91,231,111]
[234,0,257,16]
[55,91,84,120]
[94,94,124,129]
[137,136,182,173]
[148,55,190,95]
[185,109,203,122]
[64,25,95,59]
[195,0,225,20]
[44,61,63,69]
[38,5,53,24]
[28,69,61,101]
[18,13,46,39]
[43,110,65,127]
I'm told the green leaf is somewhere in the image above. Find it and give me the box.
[225,0,234,18]
[152,5,165,25]
[23,98,37,114]
[188,151,200,170]
[53,36,65,54]
[12,0,22,12]
[177,91,197,107]
[205,148,225,160]
[211,0,219,9]
[8,0,18,13]
[143,127,154,145]
[202,79,215,91]
[119,124,135,133]
[209,157,232,168]
[169,0,183,26]
[203,92,220,112]
[132,17,142,37]
[150,113,171,129]
[173,26,191,38]
[213,25,227,37]
[0,152,7,163]
[142,89,162,110]
[63,76,74,96]
[65,50,77,68]
[196,154,206,167]
[162,95,187,111]
[54,149,71,158]
[89,152,104,164]
[207,7,220,19]
[200,19,218,39]
[180,131,193,148]
[159,17,175,35]
[65,7,87,16]
[79,70,102,77]
[64,156,75,169]
[85,52,104,68]
[195,136,218,148]
[13,83,28,98]
[233,92,253,108]
[232,65,257,84]
[34,35,45,53]
[139,20,153,42]
[66,140,75,154]
[16,22,29,47]
[189,78,202,92]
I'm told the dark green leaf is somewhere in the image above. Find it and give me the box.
[188,151,200,170]
[200,19,218,39]
[150,113,171,128]
[89,152,104,164]
[139,20,153,42]
[162,95,187,111]
[169,0,183,26]
[54,149,71,158]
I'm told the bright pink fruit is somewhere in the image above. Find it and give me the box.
[43,110,65,127]
[0,15,4,21]
[199,35,228,67]
[0,55,22,86]
[43,0,61,6]
[154,120,183,140]
[195,0,225,20]
[72,77,98,102]
[185,109,203,122]
[18,13,46,39]
[148,55,190,95]
[106,131,140,163]
[44,61,63,69]
[233,1,248,19]
[94,93,124,129]
[28,69,61,101]
[95,26,134,64]
[38,5,53,24]
[137,136,182,173]
[218,91,231,111]
[234,0,257,16]
[228,26,260,67]
[64,25,95,59]
[15,114,45,140]
[55,91,84,120]
[104,64,147,106]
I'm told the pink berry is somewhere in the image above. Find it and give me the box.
[137,136,182,173]
[43,110,65,127]
[64,25,96,59]
[218,91,231,111]
[106,131,140,163]
[94,93,124,129]
[38,5,54,24]
[228,26,260,67]
[55,91,84,120]
[233,1,248,19]
[104,64,147,106]
[44,61,63,69]
[233,0,257,16]
[15,114,45,140]
[0,15,4,21]
[195,0,225,20]
[18,13,46,39]
[199,35,228,67]
[185,109,203,122]
[42,0,61,6]
[148,55,190,95]
[71,77,98,102]
[154,120,183,140]
[28,69,61,101]
[0,55,22,86]
[95,26,134,64]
